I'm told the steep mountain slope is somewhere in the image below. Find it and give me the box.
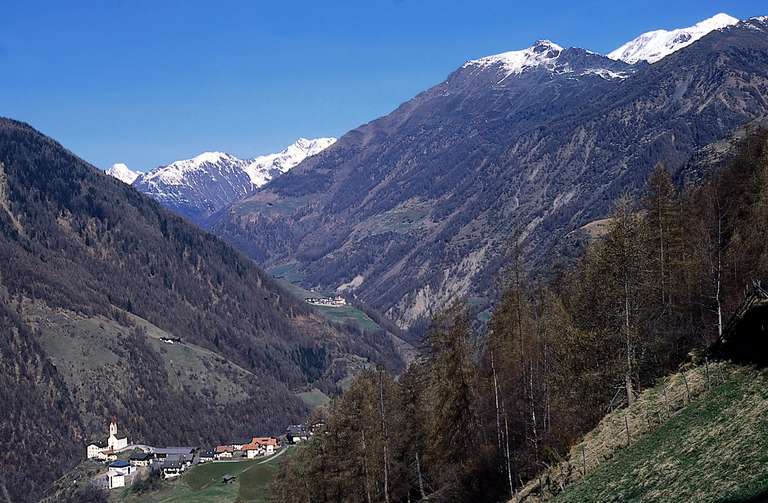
[129,138,335,224]
[0,118,396,502]
[105,162,139,184]
[209,16,768,330]
[0,301,84,502]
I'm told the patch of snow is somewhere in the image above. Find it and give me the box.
[608,13,738,64]
[744,16,768,31]
[580,68,630,80]
[105,163,140,184]
[463,40,564,77]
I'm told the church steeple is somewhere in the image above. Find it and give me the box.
[109,417,118,437]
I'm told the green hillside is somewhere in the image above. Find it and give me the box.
[112,449,294,503]
[275,278,381,332]
[518,363,768,503]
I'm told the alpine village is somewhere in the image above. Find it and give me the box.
[4,4,768,503]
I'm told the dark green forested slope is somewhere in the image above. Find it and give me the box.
[0,118,403,503]
[269,128,768,503]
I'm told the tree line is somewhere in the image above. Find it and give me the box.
[269,129,768,502]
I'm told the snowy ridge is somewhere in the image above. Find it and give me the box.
[130,137,336,191]
[139,152,243,187]
[608,13,738,64]
[243,137,336,186]
[744,16,768,31]
[122,137,337,222]
[461,13,745,82]
[105,163,139,184]
[463,40,564,77]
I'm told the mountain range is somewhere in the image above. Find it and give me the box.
[200,14,768,331]
[108,137,335,225]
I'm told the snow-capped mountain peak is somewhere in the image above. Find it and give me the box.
[243,137,336,186]
[138,151,242,187]
[463,40,564,77]
[105,163,139,184]
[124,137,336,224]
[608,13,739,64]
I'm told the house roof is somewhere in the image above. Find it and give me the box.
[153,447,194,455]
[242,438,278,451]
[109,460,130,468]
[215,445,233,453]
[130,452,151,461]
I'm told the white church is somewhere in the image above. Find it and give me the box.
[86,417,129,460]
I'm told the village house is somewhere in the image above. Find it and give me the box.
[241,437,279,458]
[152,446,195,461]
[158,459,185,479]
[129,452,152,467]
[199,449,215,463]
[106,470,125,489]
[103,460,134,490]
[109,459,133,475]
[87,443,109,461]
[155,453,193,479]
[214,445,235,459]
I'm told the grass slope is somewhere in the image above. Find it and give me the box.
[273,277,381,332]
[546,365,768,503]
[114,449,293,503]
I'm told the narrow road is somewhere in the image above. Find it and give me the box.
[257,447,288,464]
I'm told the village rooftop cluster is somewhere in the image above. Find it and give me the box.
[305,295,347,307]
[86,419,314,490]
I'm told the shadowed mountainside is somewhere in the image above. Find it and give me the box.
[0,118,401,502]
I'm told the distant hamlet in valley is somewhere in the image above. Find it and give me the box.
[305,295,347,307]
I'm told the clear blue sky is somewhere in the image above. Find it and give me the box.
[1,0,765,171]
